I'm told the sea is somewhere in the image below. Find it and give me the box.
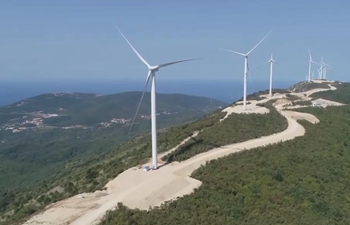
[0,79,297,106]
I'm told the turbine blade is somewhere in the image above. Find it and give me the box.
[274,61,281,65]
[323,62,331,67]
[247,30,272,55]
[308,48,312,60]
[115,26,150,68]
[251,59,271,72]
[217,48,246,57]
[251,61,269,72]
[157,58,199,69]
[128,71,152,134]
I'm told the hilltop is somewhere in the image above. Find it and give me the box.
[3,80,349,225]
[287,80,341,93]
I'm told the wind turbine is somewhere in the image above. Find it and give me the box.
[219,31,271,110]
[253,54,280,96]
[318,56,324,79]
[318,67,322,80]
[308,49,319,82]
[322,62,331,80]
[267,54,280,96]
[116,26,198,170]
[320,56,331,80]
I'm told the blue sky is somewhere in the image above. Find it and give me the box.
[0,1,349,83]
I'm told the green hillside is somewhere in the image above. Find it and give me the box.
[0,98,288,224]
[0,91,225,127]
[0,92,224,187]
[3,83,349,225]
[310,82,350,104]
[0,92,225,224]
[163,101,287,162]
[0,110,228,224]
[99,90,350,225]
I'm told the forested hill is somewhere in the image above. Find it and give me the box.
[0,91,225,127]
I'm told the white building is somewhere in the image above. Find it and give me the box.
[312,99,325,107]
[312,98,343,108]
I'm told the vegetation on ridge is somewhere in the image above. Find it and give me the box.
[310,82,350,104]
[288,81,331,93]
[293,100,312,106]
[163,100,287,162]
[99,103,350,225]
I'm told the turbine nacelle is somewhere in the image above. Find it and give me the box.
[149,66,160,72]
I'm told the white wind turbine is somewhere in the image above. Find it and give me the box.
[318,56,324,79]
[252,54,280,96]
[308,49,319,82]
[321,58,331,80]
[318,66,322,80]
[219,31,271,110]
[266,54,280,96]
[116,27,198,170]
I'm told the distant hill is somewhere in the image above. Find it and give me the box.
[0,92,225,128]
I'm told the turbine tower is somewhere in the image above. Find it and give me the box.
[322,62,331,80]
[321,55,330,79]
[308,49,319,82]
[266,54,280,97]
[318,56,324,79]
[219,31,271,110]
[318,67,322,80]
[116,27,198,170]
